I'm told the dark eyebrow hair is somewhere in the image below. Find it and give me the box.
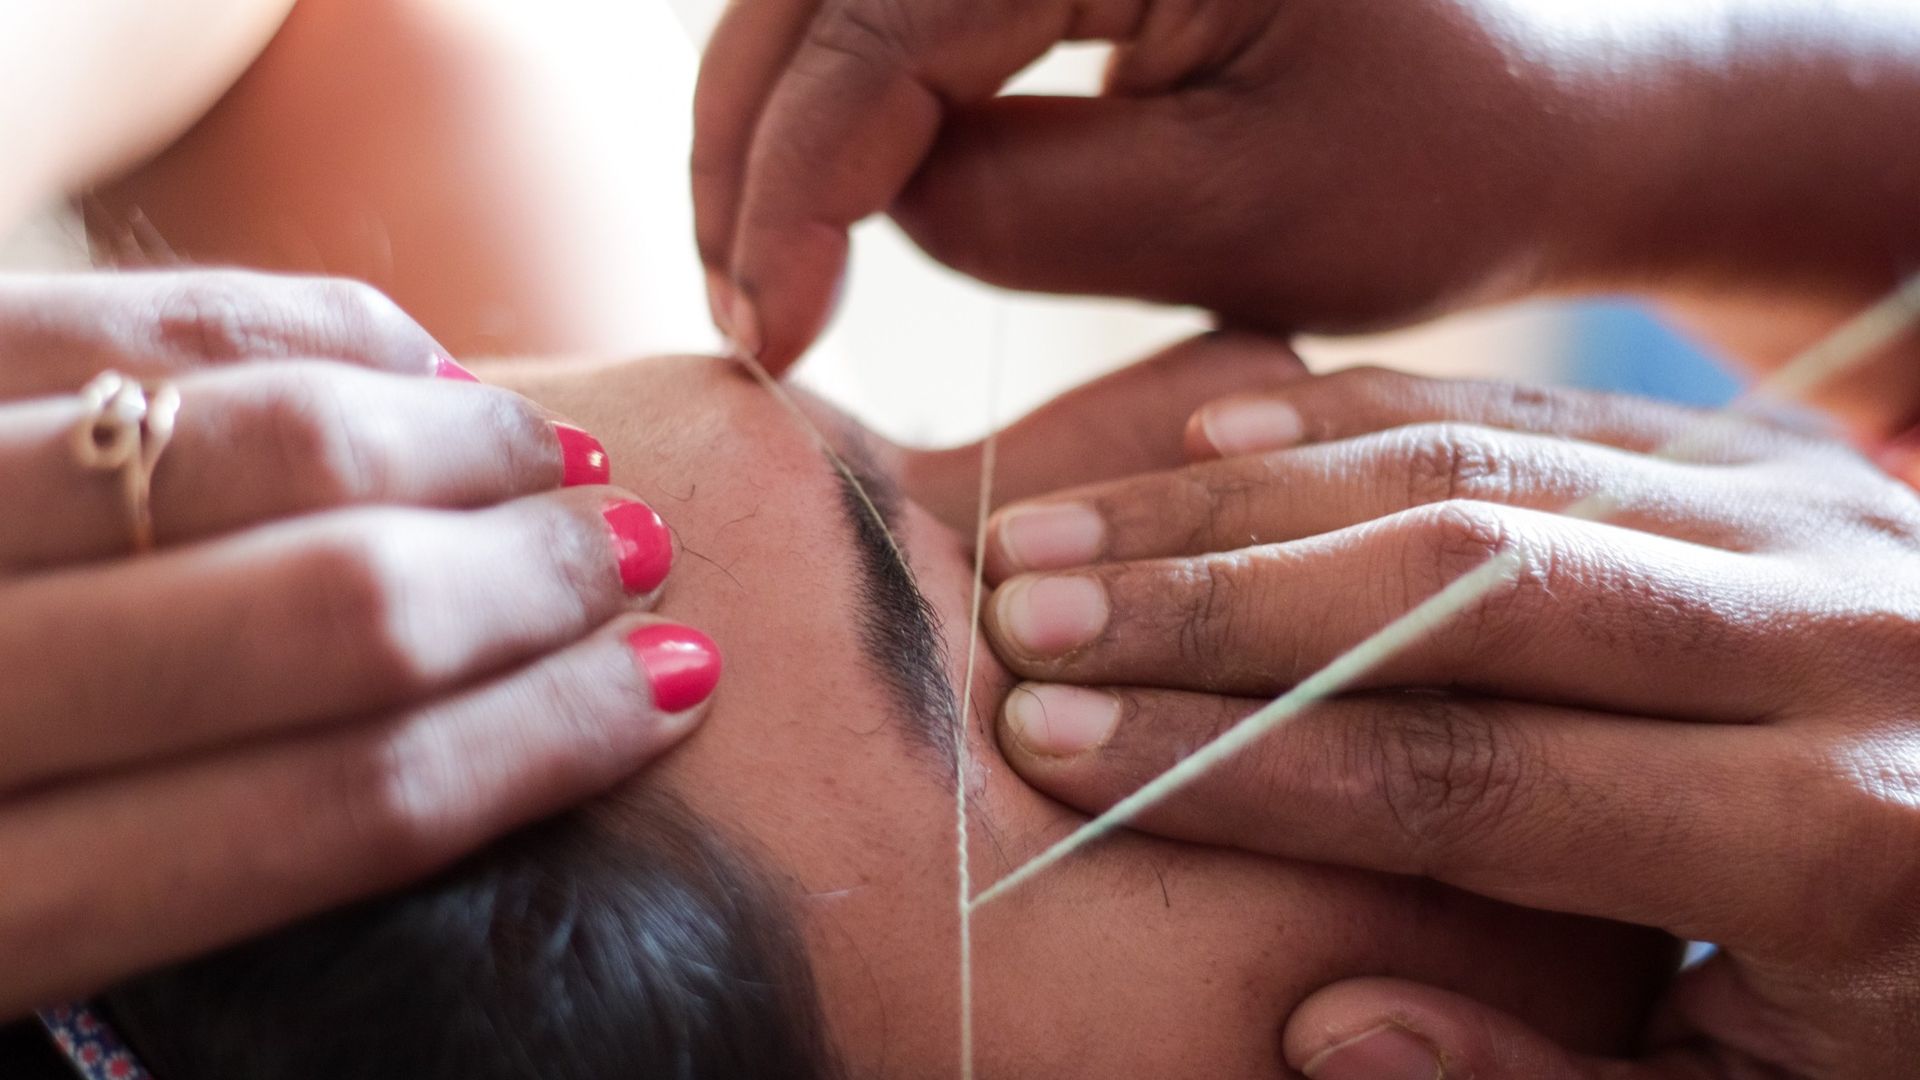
[826,447,962,770]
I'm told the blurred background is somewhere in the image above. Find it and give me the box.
[0,0,1742,446]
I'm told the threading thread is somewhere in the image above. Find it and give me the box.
[728,338,992,1077]
[969,271,1920,913]
[954,306,1005,1080]
[734,349,908,569]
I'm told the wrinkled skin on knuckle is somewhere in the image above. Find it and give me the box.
[1160,553,1282,691]
[305,277,422,364]
[1396,423,1512,508]
[1367,697,1529,871]
[297,517,438,697]
[151,271,298,364]
[1396,501,1526,657]
[316,720,468,880]
[253,367,391,506]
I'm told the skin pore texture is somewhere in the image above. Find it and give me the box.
[491,353,1672,1078]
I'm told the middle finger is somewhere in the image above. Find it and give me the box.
[986,501,1823,721]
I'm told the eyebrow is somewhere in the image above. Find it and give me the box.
[825,445,963,770]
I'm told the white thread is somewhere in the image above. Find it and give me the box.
[969,550,1526,909]
[734,349,909,569]
[969,271,1920,911]
[953,310,1002,1080]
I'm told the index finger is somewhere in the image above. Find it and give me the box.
[704,0,1140,370]
[0,271,450,398]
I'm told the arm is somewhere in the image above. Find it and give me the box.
[82,0,709,359]
[690,0,1920,370]
[0,0,294,230]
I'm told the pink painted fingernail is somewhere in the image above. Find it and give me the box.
[603,500,673,595]
[1199,397,1304,456]
[1302,1024,1447,1080]
[1003,684,1119,757]
[997,503,1104,571]
[995,576,1109,658]
[434,355,482,382]
[555,423,611,486]
[627,624,722,713]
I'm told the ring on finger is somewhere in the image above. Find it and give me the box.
[71,370,182,553]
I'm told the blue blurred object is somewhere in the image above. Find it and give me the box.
[1561,299,1745,407]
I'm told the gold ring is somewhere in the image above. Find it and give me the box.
[72,370,181,554]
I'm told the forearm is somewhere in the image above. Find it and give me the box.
[0,0,295,229]
[1530,0,1920,303]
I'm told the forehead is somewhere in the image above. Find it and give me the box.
[500,353,965,878]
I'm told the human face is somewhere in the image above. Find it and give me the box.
[498,354,1669,1079]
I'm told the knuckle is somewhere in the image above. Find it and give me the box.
[152,271,288,364]
[319,724,459,872]
[1369,698,1529,859]
[305,277,418,362]
[253,368,390,504]
[1164,555,1266,689]
[1397,423,1510,507]
[800,0,915,79]
[296,519,435,694]
[1397,501,1540,659]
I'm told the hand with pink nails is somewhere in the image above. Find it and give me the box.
[695,0,1920,373]
[0,271,715,1016]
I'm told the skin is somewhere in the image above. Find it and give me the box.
[493,346,1674,1078]
[0,271,709,1017]
[0,0,716,1012]
[980,362,1920,1077]
[692,0,1920,425]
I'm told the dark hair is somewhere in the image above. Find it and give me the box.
[98,788,837,1080]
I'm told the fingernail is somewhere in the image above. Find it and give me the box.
[1302,1024,1446,1080]
[603,500,673,595]
[1199,398,1304,456]
[1004,684,1119,757]
[433,355,482,383]
[997,503,1104,571]
[996,576,1108,657]
[627,624,723,713]
[555,423,611,486]
[725,285,763,360]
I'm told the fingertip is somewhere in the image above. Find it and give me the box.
[989,501,1106,577]
[1000,682,1121,759]
[1283,978,1595,1080]
[1191,394,1305,458]
[625,621,723,720]
[732,217,853,374]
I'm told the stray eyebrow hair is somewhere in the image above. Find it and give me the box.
[827,445,962,769]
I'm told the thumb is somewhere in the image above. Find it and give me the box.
[901,331,1307,530]
[1284,978,1699,1080]
[891,95,1276,322]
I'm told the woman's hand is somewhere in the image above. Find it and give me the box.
[695,0,1920,372]
[0,271,716,1017]
[979,361,1920,1078]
